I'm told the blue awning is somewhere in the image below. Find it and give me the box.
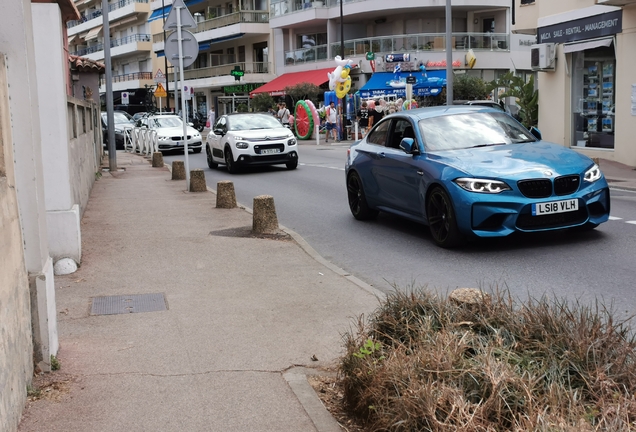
[149,0,205,22]
[359,70,447,98]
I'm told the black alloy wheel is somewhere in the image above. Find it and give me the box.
[225,147,238,174]
[426,187,464,248]
[206,146,218,169]
[347,172,379,220]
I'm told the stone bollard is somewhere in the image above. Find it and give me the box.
[216,180,237,208]
[449,288,491,309]
[252,195,279,234]
[189,169,207,192]
[172,160,185,180]
[152,152,164,168]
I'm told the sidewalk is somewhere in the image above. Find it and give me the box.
[18,152,381,432]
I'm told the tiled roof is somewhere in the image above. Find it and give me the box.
[69,54,105,73]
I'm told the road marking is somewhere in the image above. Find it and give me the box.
[299,163,345,171]
[609,216,623,220]
[626,221,636,225]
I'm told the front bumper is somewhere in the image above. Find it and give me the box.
[158,140,203,151]
[450,181,610,238]
[234,150,298,166]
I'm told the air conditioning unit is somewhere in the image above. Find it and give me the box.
[530,43,555,71]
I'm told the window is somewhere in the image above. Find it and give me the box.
[82,108,87,133]
[296,33,327,49]
[520,0,535,4]
[238,45,245,62]
[366,120,390,146]
[389,119,415,149]
[571,46,615,149]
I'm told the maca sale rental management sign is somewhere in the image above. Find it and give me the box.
[538,10,622,44]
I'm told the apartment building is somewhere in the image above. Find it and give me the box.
[513,0,636,166]
[146,0,536,115]
[67,0,154,111]
[150,0,273,115]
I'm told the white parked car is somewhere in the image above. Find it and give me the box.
[206,113,298,173]
[135,113,203,153]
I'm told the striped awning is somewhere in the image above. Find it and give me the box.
[84,25,103,41]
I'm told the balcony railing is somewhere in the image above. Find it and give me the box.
[71,34,151,56]
[153,11,269,43]
[284,32,510,65]
[270,0,387,17]
[99,72,152,86]
[167,62,270,81]
[67,0,149,29]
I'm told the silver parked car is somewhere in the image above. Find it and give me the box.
[136,113,203,153]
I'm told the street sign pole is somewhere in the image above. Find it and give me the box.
[176,7,190,189]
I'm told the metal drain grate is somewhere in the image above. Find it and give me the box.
[90,293,167,315]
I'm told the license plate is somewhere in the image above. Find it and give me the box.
[532,199,579,216]
[261,149,280,154]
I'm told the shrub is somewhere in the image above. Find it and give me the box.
[453,74,488,101]
[340,288,636,431]
[251,93,275,113]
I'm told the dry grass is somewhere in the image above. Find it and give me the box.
[338,289,636,431]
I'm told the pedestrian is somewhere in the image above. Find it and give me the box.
[357,101,369,137]
[278,102,290,127]
[325,101,338,142]
[369,99,383,129]
[207,107,215,129]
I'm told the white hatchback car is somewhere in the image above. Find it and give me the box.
[206,113,298,173]
[136,114,203,153]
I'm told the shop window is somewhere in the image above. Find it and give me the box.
[571,46,615,149]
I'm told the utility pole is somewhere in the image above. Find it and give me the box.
[102,0,116,170]
[445,0,453,105]
[161,0,170,111]
[339,0,345,140]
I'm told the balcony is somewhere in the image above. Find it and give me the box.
[67,0,150,32]
[167,62,270,81]
[99,72,154,93]
[512,0,539,35]
[72,34,152,60]
[153,11,269,44]
[284,32,510,66]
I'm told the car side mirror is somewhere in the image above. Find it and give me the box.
[213,128,224,136]
[529,126,542,140]
[399,138,418,155]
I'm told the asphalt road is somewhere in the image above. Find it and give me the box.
[164,144,636,318]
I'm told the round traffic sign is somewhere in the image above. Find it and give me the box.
[164,30,199,68]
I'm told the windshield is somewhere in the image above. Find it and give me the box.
[227,114,283,131]
[418,112,535,151]
[102,112,133,125]
[150,117,182,128]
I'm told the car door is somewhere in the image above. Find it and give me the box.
[353,119,392,205]
[209,116,226,161]
[371,117,424,217]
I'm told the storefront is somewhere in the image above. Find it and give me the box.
[535,6,636,165]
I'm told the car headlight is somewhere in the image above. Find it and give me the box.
[235,141,248,149]
[584,163,602,183]
[193,133,200,138]
[454,178,511,193]
[158,136,169,140]
[287,137,297,146]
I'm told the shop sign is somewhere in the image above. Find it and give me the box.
[223,83,264,94]
[538,10,622,44]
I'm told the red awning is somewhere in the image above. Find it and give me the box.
[250,68,332,97]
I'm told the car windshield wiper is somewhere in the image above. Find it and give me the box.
[468,143,506,149]
[512,138,536,143]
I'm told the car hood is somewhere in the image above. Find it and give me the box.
[428,141,594,179]
[228,128,292,139]
[155,126,199,137]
